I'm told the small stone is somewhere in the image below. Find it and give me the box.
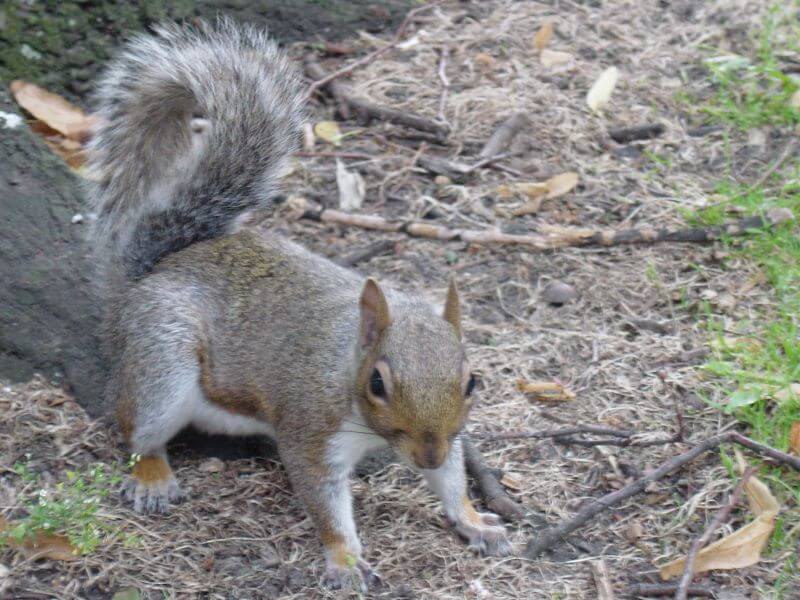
[198,457,224,473]
[71,214,84,224]
[434,175,452,186]
[542,280,578,305]
[20,44,43,61]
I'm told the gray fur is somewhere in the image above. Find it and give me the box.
[86,17,305,284]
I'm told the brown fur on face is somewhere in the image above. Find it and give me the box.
[356,279,471,470]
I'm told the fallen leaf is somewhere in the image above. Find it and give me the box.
[586,67,619,113]
[540,49,573,68]
[0,518,78,561]
[789,422,800,455]
[774,383,800,402]
[198,457,225,473]
[624,521,644,543]
[789,89,800,111]
[516,379,576,402]
[545,172,579,199]
[313,121,343,146]
[112,589,142,600]
[533,22,554,52]
[659,455,779,580]
[496,182,548,200]
[10,80,97,142]
[336,159,366,212]
[474,52,496,71]
[725,387,762,413]
[500,473,522,491]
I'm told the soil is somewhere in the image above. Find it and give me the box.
[1,0,798,599]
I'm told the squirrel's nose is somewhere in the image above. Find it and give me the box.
[413,442,446,470]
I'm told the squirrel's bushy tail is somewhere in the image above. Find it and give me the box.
[87,17,304,283]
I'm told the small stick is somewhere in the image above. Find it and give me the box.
[629,583,716,598]
[479,113,530,158]
[608,123,665,144]
[336,240,396,267]
[294,151,379,160]
[305,58,450,138]
[437,46,451,123]
[746,137,799,193]
[524,431,800,558]
[462,437,526,521]
[299,205,794,251]
[591,559,615,600]
[477,425,633,442]
[305,1,445,99]
[673,468,755,600]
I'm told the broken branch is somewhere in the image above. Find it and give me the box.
[608,123,665,144]
[298,203,794,252]
[305,58,449,138]
[523,431,800,559]
[462,437,526,521]
[480,113,530,158]
[673,468,754,600]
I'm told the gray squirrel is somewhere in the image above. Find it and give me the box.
[87,18,510,589]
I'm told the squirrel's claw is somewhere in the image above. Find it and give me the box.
[321,559,381,591]
[121,475,183,514]
[452,512,512,557]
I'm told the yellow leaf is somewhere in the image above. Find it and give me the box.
[0,517,78,561]
[313,120,343,146]
[545,172,579,199]
[540,49,573,68]
[10,80,98,142]
[659,456,779,580]
[586,67,619,113]
[496,182,548,200]
[516,379,576,402]
[533,22,554,52]
[789,422,800,456]
[500,473,522,491]
[475,52,496,70]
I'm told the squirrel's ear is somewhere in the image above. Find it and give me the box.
[443,276,462,340]
[359,278,391,348]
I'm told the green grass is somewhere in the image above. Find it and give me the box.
[0,459,137,555]
[682,4,800,590]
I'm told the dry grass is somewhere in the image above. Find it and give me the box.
[2,0,798,598]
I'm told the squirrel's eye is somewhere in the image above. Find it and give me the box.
[465,373,477,397]
[369,368,386,397]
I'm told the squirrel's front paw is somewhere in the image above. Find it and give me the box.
[321,559,381,591]
[121,475,183,514]
[452,511,512,556]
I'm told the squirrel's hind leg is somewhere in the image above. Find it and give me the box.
[122,452,183,514]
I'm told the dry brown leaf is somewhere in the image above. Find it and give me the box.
[499,473,522,491]
[586,67,619,113]
[510,199,544,217]
[789,422,800,455]
[0,517,78,562]
[540,49,573,68]
[775,383,800,402]
[545,172,579,199]
[533,22,554,52]
[10,80,97,142]
[659,455,778,580]
[474,52,496,70]
[313,121,343,146]
[516,379,576,402]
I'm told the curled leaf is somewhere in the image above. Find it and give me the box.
[313,120,344,146]
[336,160,366,212]
[516,379,576,402]
[545,171,579,199]
[540,49,573,68]
[586,67,619,113]
[533,22,554,52]
[10,80,97,142]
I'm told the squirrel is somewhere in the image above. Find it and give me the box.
[87,18,510,589]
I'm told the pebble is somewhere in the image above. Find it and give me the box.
[542,280,578,305]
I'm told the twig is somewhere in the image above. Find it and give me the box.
[629,583,716,598]
[524,431,800,558]
[479,113,530,158]
[304,58,450,138]
[462,437,525,521]
[591,559,615,600]
[305,1,445,99]
[437,46,450,124]
[608,123,665,144]
[298,204,794,251]
[477,425,633,442]
[294,151,379,160]
[336,240,396,267]
[673,467,755,600]
[746,137,799,193]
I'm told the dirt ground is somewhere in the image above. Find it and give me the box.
[1,0,798,598]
